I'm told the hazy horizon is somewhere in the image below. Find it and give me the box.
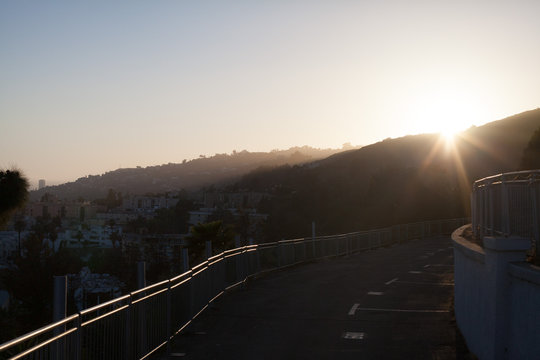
[2,1,540,187]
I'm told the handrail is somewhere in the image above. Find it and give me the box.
[471,170,539,246]
[79,294,131,316]
[473,170,540,188]
[0,314,79,351]
[0,217,468,359]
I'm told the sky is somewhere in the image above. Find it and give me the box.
[1,0,539,187]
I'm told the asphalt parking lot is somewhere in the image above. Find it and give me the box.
[160,236,467,359]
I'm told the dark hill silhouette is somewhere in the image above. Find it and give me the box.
[235,109,540,240]
[29,146,354,201]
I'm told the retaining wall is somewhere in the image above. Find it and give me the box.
[453,225,540,359]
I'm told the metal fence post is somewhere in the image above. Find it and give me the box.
[166,280,172,355]
[53,275,67,360]
[531,182,539,255]
[182,248,190,272]
[53,275,67,323]
[278,241,282,268]
[136,262,146,357]
[75,314,81,360]
[124,295,133,360]
[137,261,146,289]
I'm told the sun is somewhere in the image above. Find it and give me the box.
[405,84,488,139]
[440,127,457,142]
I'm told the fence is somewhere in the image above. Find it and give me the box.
[471,170,540,252]
[0,218,467,360]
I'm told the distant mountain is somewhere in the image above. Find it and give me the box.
[234,109,540,240]
[30,146,355,201]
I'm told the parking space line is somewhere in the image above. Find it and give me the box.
[342,332,365,340]
[348,303,360,316]
[397,280,454,286]
[354,307,449,313]
[385,277,398,285]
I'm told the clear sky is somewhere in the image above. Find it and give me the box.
[1,0,539,187]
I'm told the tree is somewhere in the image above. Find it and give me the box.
[187,221,234,264]
[1,228,82,342]
[519,126,540,170]
[0,169,29,228]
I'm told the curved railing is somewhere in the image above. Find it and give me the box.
[0,218,467,360]
[471,170,540,249]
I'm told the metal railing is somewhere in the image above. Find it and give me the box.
[471,170,540,251]
[0,218,468,360]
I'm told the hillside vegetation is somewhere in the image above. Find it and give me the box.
[234,109,540,240]
[30,146,352,201]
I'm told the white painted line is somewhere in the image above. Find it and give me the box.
[342,332,365,340]
[431,264,454,267]
[409,271,422,274]
[354,307,449,313]
[398,281,454,286]
[348,303,360,316]
[423,264,431,268]
[367,291,384,296]
[385,277,398,285]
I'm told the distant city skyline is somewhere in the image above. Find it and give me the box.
[1,1,539,186]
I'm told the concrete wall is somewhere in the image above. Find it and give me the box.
[453,225,540,360]
[507,263,540,359]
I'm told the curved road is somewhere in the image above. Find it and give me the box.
[161,236,465,359]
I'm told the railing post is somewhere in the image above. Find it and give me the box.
[166,280,172,355]
[205,240,212,259]
[532,179,540,256]
[136,262,147,357]
[502,178,510,235]
[53,275,67,360]
[137,261,146,289]
[277,241,282,268]
[124,295,133,360]
[303,237,307,261]
[489,182,494,236]
[182,248,190,272]
[75,314,81,360]
[53,275,67,323]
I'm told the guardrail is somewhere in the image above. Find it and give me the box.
[0,218,468,360]
[471,170,540,251]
